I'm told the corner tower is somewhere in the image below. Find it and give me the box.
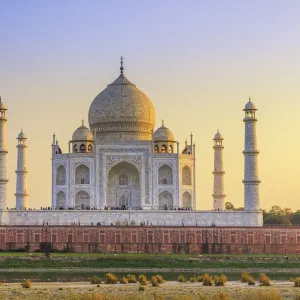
[0,97,8,210]
[15,130,28,210]
[243,98,260,211]
[212,130,226,210]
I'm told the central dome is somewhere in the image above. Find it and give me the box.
[88,63,156,142]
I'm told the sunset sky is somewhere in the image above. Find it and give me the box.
[1,0,300,211]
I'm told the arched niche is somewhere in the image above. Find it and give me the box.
[154,145,159,153]
[75,164,90,184]
[160,144,167,153]
[79,144,86,152]
[75,190,90,208]
[107,161,140,208]
[56,191,66,208]
[158,164,173,185]
[182,165,191,185]
[56,165,66,185]
[182,191,192,208]
[158,190,173,210]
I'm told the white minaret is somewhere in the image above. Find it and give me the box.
[212,130,226,210]
[243,98,260,211]
[15,130,28,210]
[0,97,8,210]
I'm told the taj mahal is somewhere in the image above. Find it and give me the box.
[0,59,263,226]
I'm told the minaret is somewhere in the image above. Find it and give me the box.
[212,130,226,210]
[15,130,28,210]
[0,97,8,210]
[243,98,260,211]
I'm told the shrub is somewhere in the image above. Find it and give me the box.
[151,276,160,287]
[105,273,117,284]
[213,292,232,300]
[154,295,164,300]
[241,271,250,282]
[126,274,137,283]
[21,279,32,288]
[156,275,164,283]
[221,274,227,283]
[190,276,197,282]
[139,274,147,285]
[202,273,213,286]
[259,273,271,286]
[247,275,255,285]
[295,294,300,300]
[119,276,128,284]
[139,286,146,291]
[293,277,300,287]
[90,276,101,284]
[214,274,226,286]
[197,275,203,282]
[178,274,186,282]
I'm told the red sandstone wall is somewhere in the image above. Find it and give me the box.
[0,226,299,254]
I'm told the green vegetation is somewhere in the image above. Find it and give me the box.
[0,253,299,269]
[247,275,255,285]
[178,274,186,282]
[90,276,101,284]
[126,274,137,283]
[119,276,128,284]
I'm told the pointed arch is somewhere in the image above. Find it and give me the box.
[158,190,173,210]
[182,191,192,208]
[75,190,90,208]
[56,165,66,185]
[158,164,173,185]
[75,164,90,184]
[56,191,66,208]
[182,165,191,185]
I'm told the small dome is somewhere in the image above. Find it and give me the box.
[213,131,223,140]
[17,130,26,139]
[72,122,94,142]
[244,98,257,110]
[153,121,174,141]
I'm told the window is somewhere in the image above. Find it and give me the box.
[154,145,159,153]
[79,144,86,152]
[88,144,92,152]
[73,144,78,152]
[160,145,167,153]
[119,174,128,185]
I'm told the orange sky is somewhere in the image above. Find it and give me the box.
[1,1,300,211]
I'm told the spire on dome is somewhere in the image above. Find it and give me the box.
[82,119,84,126]
[162,119,164,127]
[120,56,124,77]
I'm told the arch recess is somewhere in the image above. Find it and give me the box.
[158,164,173,185]
[56,165,66,185]
[75,190,90,208]
[182,165,191,185]
[75,164,90,184]
[56,191,66,208]
[107,161,140,208]
[182,191,192,208]
[158,190,173,209]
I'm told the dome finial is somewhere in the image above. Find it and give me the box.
[82,119,84,126]
[249,96,251,102]
[120,56,124,76]
[162,119,164,126]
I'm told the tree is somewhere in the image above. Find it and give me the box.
[264,214,291,226]
[290,211,300,225]
[225,202,235,210]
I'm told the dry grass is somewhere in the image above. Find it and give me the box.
[126,274,137,283]
[156,275,164,283]
[178,274,186,282]
[21,279,32,288]
[247,275,255,285]
[241,271,250,282]
[151,276,160,287]
[213,292,232,300]
[119,277,128,284]
[202,273,213,286]
[259,273,271,286]
[105,273,117,284]
[138,274,147,285]
[214,274,227,286]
